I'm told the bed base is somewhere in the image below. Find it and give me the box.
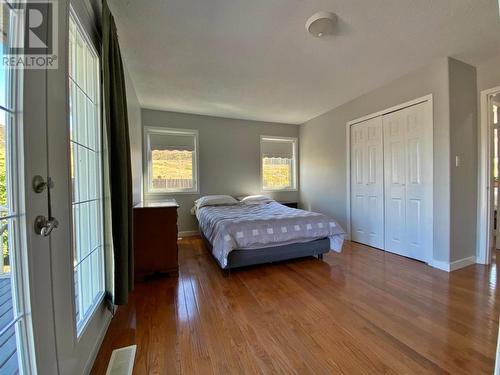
[200,230,330,273]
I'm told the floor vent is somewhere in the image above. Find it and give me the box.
[106,345,136,375]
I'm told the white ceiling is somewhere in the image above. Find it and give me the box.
[109,0,500,124]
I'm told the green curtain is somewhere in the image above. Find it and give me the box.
[102,0,134,305]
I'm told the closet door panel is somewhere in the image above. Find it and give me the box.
[365,117,384,249]
[352,193,366,241]
[383,101,432,262]
[350,123,367,244]
[350,117,384,249]
[383,111,409,257]
[403,102,433,261]
[407,198,422,247]
[388,196,405,246]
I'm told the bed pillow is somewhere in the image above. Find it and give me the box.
[239,195,274,205]
[195,195,238,209]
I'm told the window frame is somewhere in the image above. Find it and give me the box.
[260,135,298,192]
[144,127,200,195]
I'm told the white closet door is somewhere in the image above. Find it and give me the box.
[383,101,433,261]
[383,110,408,255]
[350,122,367,243]
[350,117,384,249]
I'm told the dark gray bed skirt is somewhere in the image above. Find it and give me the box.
[200,230,330,270]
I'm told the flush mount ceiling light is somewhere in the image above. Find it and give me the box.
[306,11,337,38]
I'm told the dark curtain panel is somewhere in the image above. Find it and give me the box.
[102,0,134,305]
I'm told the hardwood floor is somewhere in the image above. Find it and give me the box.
[91,237,500,374]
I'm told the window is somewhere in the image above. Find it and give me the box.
[145,128,199,193]
[261,136,297,191]
[69,12,104,334]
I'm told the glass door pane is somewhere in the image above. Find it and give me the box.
[69,12,105,335]
[0,2,33,374]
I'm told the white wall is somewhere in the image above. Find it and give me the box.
[123,63,142,204]
[141,109,300,232]
[300,58,454,263]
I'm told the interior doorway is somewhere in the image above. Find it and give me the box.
[478,87,500,265]
[493,96,500,255]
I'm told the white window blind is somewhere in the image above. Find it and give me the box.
[261,139,294,158]
[145,128,199,194]
[261,136,297,191]
[149,133,195,151]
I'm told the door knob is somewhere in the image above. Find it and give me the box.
[34,216,59,236]
[32,175,53,193]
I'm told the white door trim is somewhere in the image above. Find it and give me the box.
[345,94,433,243]
[477,86,500,265]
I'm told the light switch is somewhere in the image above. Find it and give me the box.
[455,155,461,167]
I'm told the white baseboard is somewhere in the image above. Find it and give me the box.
[428,256,476,272]
[476,254,490,265]
[178,230,199,238]
[428,259,450,271]
[449,256,476,271]
[83,308,112,375]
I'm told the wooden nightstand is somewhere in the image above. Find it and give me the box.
[279,201,298,209]
[133,200,179,282]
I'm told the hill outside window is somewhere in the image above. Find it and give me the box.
[145,127,199,194]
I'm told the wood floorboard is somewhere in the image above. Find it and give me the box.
[91,238,500,374]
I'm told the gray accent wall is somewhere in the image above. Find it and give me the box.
[300,57,478,264]
[141,110,300,232]
[448,58,477,262]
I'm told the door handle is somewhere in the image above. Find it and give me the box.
[34,216,59,236]
[33,174,57,236]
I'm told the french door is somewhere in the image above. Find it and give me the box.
[1,0,110,373]
[45,1,110,374]
[1,0,60,373]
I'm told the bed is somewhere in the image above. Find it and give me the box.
[195,198,345,270]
